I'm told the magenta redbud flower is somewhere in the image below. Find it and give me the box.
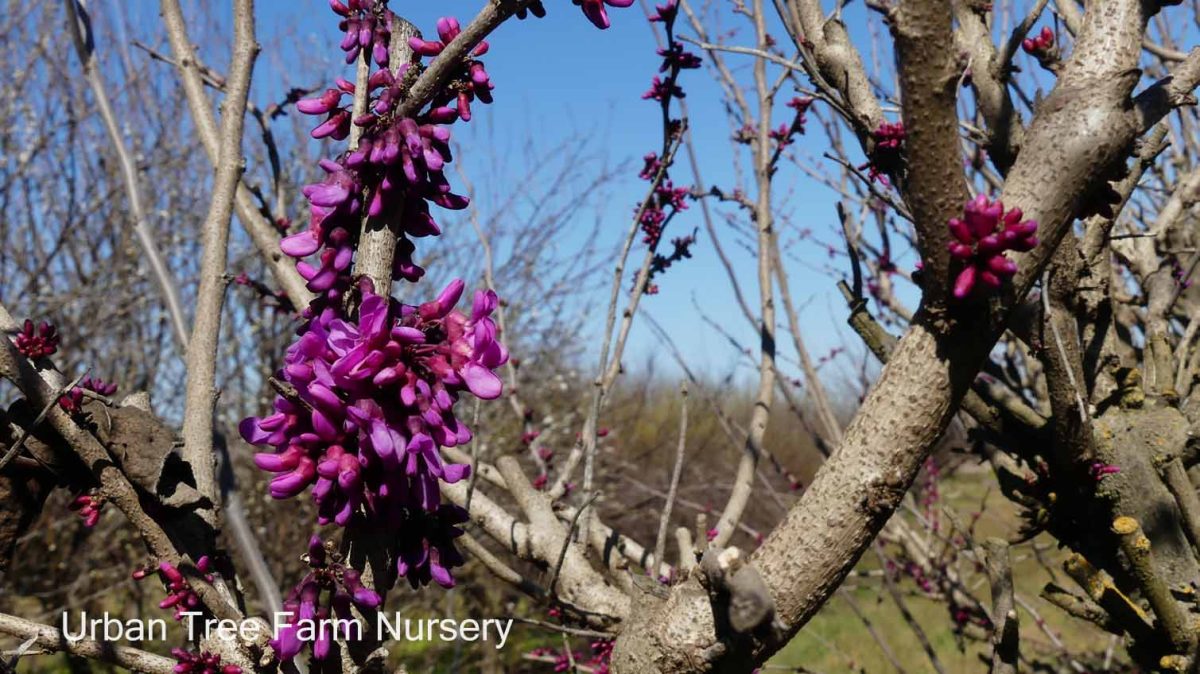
[296,88,346,115]
[873,121,906,151]
[14,319,59,359]
[639,152,662,180]
[395,504,468,589]
[657,42,701,71]
[331,0,390,65]
[171,649,241,674]
[271,536,385,661]
[1088,460,1120,480]
[409,37,444,57]
[858,121,906,185]
[436,17,460,43]
[787,96,814,111]
[403,19,496,121]
[81,375,118,396]
[69,492,104,528]
[139,559,214,621]
[311,109,351,140]
[58,388,84,414]
[516,1,548,20]
[1022,26,1055,55]
[947,194,1038,298]
[242,282,505,527]
[57,376,113,415]
[575,0,636,29]
[643,76,684,101]
[770,122,795,147]
[649,1,679,22]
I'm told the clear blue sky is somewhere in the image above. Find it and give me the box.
[104,1,1189,394]
[122,1,918,390]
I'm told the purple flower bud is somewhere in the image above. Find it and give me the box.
[945,195,1037,299]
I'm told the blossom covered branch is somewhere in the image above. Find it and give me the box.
[238,0,633,663]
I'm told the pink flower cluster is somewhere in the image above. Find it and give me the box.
[243,3,633,661]
[639,182,690,246]
[272,536,384,660]
[242,281,504,538]
[770,96,815,148]
[641,5,699,102]
[285,8,494,298]
[14,319,59,359]
[407,18,494,122]
[532,638,613,674]
[58,376,118,415]
[134,558,214,620]
[575,0,635,29]
[632,0,699,296]
[245,5,508,575]
[510,0,634,28]
[69,491,104,528]
[873,121,905,152]
[947,195,1038,299]
[639,152,663,180]
[860,121,906,185]
[331,0,392,65]
[643,76,685,102]
[170,649,241,674]
[1021,26,1055,55]
[1087,460,1120,481]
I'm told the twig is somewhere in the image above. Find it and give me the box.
[549,133,686,499]
[836,590,909,674]
[1042,271,1089,422]
[1160,456,1200,553]
[712,0,776,549]
[983,538,1018,674]
[158,0,313,309]
[511,617,613,640]
[179,0,258,509]
[872,546,948,674]
[0,370,86,473]
[549,493,600,595]
[652,382,689,573]
[1111,516,1192,652]
[63,0,190,351]
[0,612,174,674]
[458,533,545,599]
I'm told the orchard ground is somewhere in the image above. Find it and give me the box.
[10,469,1113,673]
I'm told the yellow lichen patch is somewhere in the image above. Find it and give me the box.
[1160,654,1189,672]
[1112,516,1139,536]
[1064,554,1107,601]
[1064,554,1151,624]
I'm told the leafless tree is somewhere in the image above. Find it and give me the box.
[5,1,1200,673]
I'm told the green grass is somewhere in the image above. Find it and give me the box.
[767,470,1120,673]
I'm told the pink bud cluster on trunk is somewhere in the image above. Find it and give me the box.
[947,194,1038,298]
